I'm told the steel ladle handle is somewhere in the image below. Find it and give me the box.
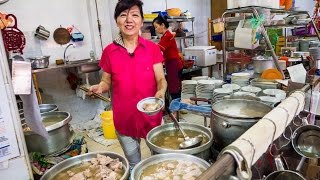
[168,112,189,140]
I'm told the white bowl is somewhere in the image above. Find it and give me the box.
[234,92,256,97]
[137,97,164,116]
[259,96,280,106]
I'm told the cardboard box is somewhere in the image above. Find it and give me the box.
[184,46,217,67]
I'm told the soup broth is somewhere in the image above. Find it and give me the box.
[42,116,64,127]
[151,129,209,149]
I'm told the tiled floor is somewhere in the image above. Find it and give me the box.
[83,112,208,160]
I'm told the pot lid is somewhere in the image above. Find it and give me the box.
[253,55,270,61]
[41,111,71,131]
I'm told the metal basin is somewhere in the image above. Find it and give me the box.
[146,122,213,160]
[211,99,272,149]
[131,153,210,180]
[80,63,101,73]
[24,111,73,155]
[40,152,129,180]
[39,104,58,113]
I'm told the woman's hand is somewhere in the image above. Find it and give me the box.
[155,89,166,101]
[88,84,104,95]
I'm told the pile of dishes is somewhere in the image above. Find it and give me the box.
[191,76,209,81]
[213,88,233,102]
[195,80,224,100]
[181,80,197,99]
[231,72,251,87]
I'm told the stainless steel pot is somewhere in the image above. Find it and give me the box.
[39,104,58,113]
[24,111,73,155]
[252,55,274,73]
[146,122,214,160]
[27,55,50,69]
[131,153,210,180]
[40,151,129,180]
[211,99,272,149]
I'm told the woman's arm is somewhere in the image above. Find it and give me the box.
[153,63,167,99]
[89,72,111,94]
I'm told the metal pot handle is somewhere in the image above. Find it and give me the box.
[274,155,285,171]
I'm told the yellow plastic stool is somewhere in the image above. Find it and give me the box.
[100,111,117,139]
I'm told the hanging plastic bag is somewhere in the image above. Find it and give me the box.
[70,25,84,42]
[234,20,259,49]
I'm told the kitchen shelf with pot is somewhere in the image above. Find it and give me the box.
[218,6,320,80]
[144,16,195,51]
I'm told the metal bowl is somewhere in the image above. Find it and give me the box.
[137,97,164,116]
[27,55,50,69]
[292,125,320,158]
[39,104,58,113]
[40,151,129,180]
[146,122,214,160]
[131,153,210,180]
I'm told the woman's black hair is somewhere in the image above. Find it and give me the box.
[114,0,144,20]
[152,15,169,28]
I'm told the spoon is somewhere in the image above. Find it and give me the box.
[168,112,203,149]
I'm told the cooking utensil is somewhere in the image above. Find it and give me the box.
[27,56,50,69]
[211,99,272,148]
[35,25,50,40]
[146,122,213,160]
[53,26,70,45]
[40,151,130,180]
[1,14,25,54]
[252,55,274,73]
[79,86,111,102]
[23,111,73,155]
[39,104,58,113]
[168,112,203,149]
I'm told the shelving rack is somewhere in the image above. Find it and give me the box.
[221,6,320,80]
[144,16,195,51]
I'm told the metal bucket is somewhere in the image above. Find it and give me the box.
[146,122,214,160]
[24,111,73,155]
[211,99,272,149]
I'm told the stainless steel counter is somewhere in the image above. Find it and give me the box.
[32,60,100,73]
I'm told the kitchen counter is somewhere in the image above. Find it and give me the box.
[32,60,100,73]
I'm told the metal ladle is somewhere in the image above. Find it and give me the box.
[168,112,203,149]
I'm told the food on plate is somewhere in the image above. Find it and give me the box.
[142,102,161,111]
[53,154,124,180]
[140,160,205,180]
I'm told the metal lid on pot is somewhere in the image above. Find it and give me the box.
[41,111,71,131]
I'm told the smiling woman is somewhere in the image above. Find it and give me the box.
[88,0,167,169]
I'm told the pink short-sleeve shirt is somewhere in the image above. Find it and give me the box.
[99,36,164,138]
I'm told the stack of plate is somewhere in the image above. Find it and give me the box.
[213,88,233,102]
[181,80,197,99]
[241,86,262,95]
[196,80,216,99]
[222,83,241,92]
[191,76,209,81]
[231,72,251,87]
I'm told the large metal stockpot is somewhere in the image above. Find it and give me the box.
[24,111,73,155]
[146,122,214,160]
[252,55,274,73]
[211,99,272,149]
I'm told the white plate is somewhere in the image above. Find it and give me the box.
[222,84,241,91]
[259,96,280,103]
[214,88,233,94]
[234,92,256,97]
[182,80,197,85]
[191,76,209,81]
[232,72,250,77]
[241,86,262,93]
[263,89,285,96]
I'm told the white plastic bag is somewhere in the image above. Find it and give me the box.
[234,20,259,49]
